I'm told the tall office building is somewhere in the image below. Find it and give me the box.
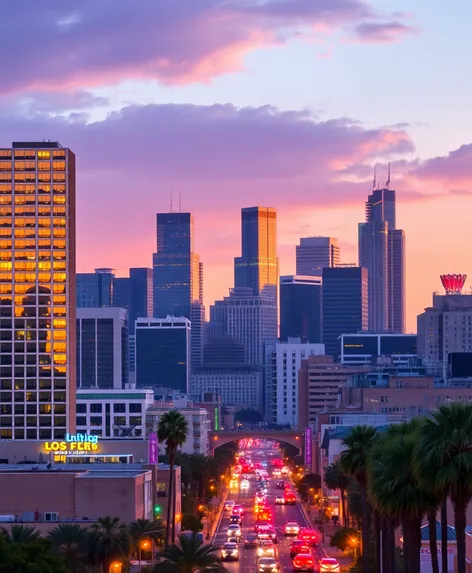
[76,268,114,308]
[153,213,204,368]
[135,316,191,392]
[0,141,76,440]
[322,267,368,358]
[234,207,279,304]
[114,267,153,334]
[209,287,277,366]
[280,275,322,343]
[76,308,129,389]
[358,178,405,333]
[296,237,340,277]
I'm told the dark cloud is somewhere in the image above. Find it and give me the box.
[0,0,414,94]
[354,21,417,42]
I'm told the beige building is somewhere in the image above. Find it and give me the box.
[297,355,369,429]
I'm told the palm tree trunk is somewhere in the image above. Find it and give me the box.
[453,500,467,573]
[374,512,381,573]
[385,518,396,573]
[340,487,347,526]
[441,500,448,573]
[166,449,175,547]
[172,467,177,545]
[360,483,371,573]
[403,518,422,573]
[428,510,439,573]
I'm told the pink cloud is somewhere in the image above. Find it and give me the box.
[0,0,415,94]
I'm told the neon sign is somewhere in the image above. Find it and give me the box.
[44,433,100,455]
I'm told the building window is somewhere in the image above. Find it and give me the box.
[156,482,167,497]
[129,403,142,413]
[76,403,86,414]
[76,416,86,426]
[114,403,126,413]
[90,403,102,413]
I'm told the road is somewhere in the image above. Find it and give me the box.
[214,466,324,572]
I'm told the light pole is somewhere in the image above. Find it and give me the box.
[109,563,122,573]
[199,504,212,540]
[139,529,163,573]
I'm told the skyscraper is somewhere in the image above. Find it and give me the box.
[234,207,279,304]
[322,266,368,358]
[114,267,153,334]
[0,141,76,440]
[76,268,114,308]
[296,237,340,277]
[358,176,405,333]
[152,213,204,368]
[280,275,322,343]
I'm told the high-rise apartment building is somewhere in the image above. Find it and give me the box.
[77,268,114,308]
[296,237,340,277]
[209,287,277,366]
[322,267,368,358]
[358,181,405,333]
[280,275,322,343]
[265,339,325,426]
[153,213,204,368]
[135,316,191,392]
[0,141,76,440]
[234,207,279,304]
[76,307,129,390]
[114,267,153,334]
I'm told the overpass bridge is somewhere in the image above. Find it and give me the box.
[209,429,304,454]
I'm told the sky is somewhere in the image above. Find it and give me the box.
[1,0,471,332]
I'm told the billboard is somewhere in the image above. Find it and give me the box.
[305,427,312,465]
[148,432,158,464]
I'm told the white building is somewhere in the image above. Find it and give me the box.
[76,307,129,389]
[76,388,155,439]
[190,367,263,411]
[265,338,325,426]
[146,406,211,456]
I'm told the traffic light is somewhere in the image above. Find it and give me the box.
[154,505,161,514]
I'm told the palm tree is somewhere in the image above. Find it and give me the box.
[339,425,377,573]
[368,421,436,573]
[324,461,350,525]
[416,402,472,573]
[1,524,41,543]
[87,516,131,573]
[129,518,164,556]
[48,523,88,573]
[157,410,189,546]
[156,532,226,573]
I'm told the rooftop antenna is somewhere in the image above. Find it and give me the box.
[372,165,377,191]
[386,162,391,189]
[170,187,173,213]
[179,188,182,213]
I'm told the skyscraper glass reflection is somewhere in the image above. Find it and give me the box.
[0,141,76,440]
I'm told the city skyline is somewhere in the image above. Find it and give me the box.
[1,2,471,333]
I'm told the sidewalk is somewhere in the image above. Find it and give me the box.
[208,488,228,543]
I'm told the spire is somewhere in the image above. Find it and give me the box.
[372,165,377,191]
[386,162,391,189]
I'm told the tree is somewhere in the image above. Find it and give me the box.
[157,410,189,546]
[129,518,165,557]
[0,535,68,573]
[156,532,226,573]
[181,514,203,532]
[368,421,436,573]
[87,515,131,573]
[1,524,41,544]
[329,527,360,552]
[234,408,262,424]
[416,402,472,573]
[48,523,88,573]
[339,425,377,573]
[325,461,350,526]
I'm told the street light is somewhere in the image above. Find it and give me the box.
[138,529,163,573]
[109,563,122,573]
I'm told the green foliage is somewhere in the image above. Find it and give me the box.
[87,516,131,573]
[2,524,41,543]
[181,514,204,532]
[48,523,89,573]
[156,532,226,573]
[329,527,359,551]
[0,535,69,573]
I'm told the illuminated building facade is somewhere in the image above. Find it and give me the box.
[296,237,340,278]
[0,141,76,440]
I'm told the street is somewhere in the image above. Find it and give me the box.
[214,452,324,572]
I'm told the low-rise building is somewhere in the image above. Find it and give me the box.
[76,388,155,439]
[146,405,210,456]
[339,332,417,366]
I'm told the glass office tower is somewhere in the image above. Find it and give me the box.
[0,142,76,440]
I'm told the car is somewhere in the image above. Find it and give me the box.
[241,479,250,490]
[272,469,282,477]
[258,509,272,522]
[244,533,259,548]
[298,529,319,546]
[257,540,278,558]
[289,541,311,559]
[293,553,315,572]
[226,524,242,539]
[284,492,297,505]
[232,505,244,516]
[255,521,270,532]
[285,522,301,536]
[257,526,278,544]
[275,495,285,505]
[221,542,239,561]
[225,500,236,512]
[229,514,242,525]
[258,557,280,572]
[320,558,341,573]
[276,481,288,489]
